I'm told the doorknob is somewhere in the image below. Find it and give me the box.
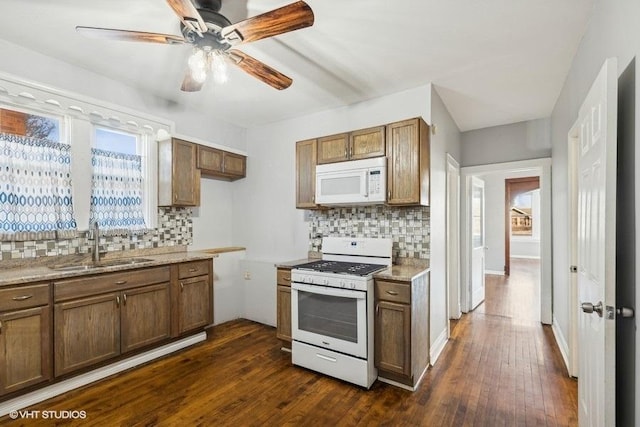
[581,301,603,317]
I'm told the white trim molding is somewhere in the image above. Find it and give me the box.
[430,328,449,365]
[552,316,574,377]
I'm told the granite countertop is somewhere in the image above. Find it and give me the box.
[0,249,218,288]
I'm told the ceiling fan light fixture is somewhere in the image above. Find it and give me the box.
[211,51,228,84]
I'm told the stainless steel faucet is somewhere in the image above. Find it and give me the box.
[92,221,101,263]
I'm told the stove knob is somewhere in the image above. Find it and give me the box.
[323,279,329,285]
[350,282,357,289]
[340,280,346,288]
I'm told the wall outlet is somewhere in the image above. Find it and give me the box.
[244,271,251,280]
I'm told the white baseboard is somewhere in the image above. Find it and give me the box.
[485,269,505,275]
[551,316,571,376]
[510,255,541,260]
[0,333,205,417]
[430,328,449,365]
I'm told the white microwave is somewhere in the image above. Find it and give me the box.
[315,157,386,205]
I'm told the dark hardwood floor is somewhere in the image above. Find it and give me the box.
[1,259,577,426]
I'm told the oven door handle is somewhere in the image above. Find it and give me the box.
[292,283,366,300]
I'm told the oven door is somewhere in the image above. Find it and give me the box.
[291,282,367,359]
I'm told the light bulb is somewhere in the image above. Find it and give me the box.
[210,52,228,84]
[188,49,206,72]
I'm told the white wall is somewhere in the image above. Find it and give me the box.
[461,118,551,167]
[430,87,462,362]
[233,85,432,325]
[549,1,640,424]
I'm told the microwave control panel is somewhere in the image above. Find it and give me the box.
[368,170,382,195]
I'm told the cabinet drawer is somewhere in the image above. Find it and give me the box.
[277,268,292,286]
[375,280,410,304]
[0,284,49,311]
[178,260,210,279]
[54,266,170,302]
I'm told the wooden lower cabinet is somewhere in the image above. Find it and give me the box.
[54,283,171,377]
[54,293,120,377]
[175,276,211,335]
[275,267,293,348]
[120,283,171,353]
[375,300,411,376]
[374,271,430,388]
[0,306,52,396]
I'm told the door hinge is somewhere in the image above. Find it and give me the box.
[570,265,578,273]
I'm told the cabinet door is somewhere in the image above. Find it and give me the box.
[172,139,199,206]
[296,139,318,208]
[317,133,349,164]
[0,306,52,396]
[387,119,421,205]
[276,285,292,342]
[350,126,385,160]
[176,276,211,335]
[375,300,411,377]
[223,152,246,178]
[121,283,171,353]
[54,293,120,377]
[197,145,224,174]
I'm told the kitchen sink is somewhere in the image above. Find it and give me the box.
[49,257,154,271]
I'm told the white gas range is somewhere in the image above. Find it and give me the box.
[291,237,392,388]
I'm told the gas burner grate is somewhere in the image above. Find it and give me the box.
[294,260,387,276]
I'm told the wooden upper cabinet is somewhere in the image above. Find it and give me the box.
[317,126,386,164]
[386,118,430,206]
[317,133,349,164]
[350,126,386,160]
[197,145,246,181]
[158,138,200,207]
[296,139,320,209]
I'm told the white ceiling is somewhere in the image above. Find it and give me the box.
[0,0,594,131]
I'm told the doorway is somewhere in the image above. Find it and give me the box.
[460,159,552,324]
[504,177,540,276]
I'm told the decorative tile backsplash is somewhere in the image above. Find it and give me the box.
[308,205,430,259]
[0,207,192,261]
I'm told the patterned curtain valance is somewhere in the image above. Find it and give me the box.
[0,132,77,241]
[89,148,148,236]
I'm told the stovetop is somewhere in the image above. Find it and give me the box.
[294,260,387,277]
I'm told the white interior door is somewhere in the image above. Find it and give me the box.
[577,57,617,427]
[447,154,461,320]
[470,176,485,310]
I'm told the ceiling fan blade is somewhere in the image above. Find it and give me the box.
[166,0,208,36]
[228,49,292,90]
[221,1,314,46]
[76,26,186,45]
[180,71,206,92]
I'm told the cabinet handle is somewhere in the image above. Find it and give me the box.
[388,190,391,199]
[386,290,399,296]
[188,268,198,272]
[116,296,120,307]
[0,320,2,334]
[284,276,291,282]
[344,148,347,158]
[115,280,127,285]
[180,282,184,291]
[312,195,315,203]
[123,294,127,305]
[376,304,379,315]
[12,295,33,301]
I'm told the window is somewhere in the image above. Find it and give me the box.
[89,127,148,235]
[0,107,62,142]
[0,106,76,241]
[511,190,540,238]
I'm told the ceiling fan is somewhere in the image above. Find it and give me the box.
[76,0,314,92]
